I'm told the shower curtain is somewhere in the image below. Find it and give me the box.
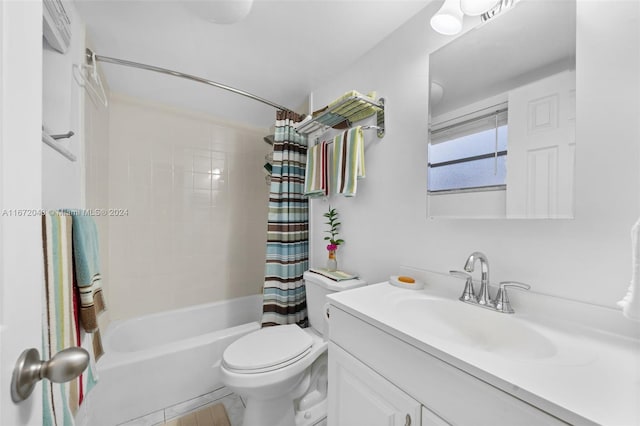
[262,110,309,327]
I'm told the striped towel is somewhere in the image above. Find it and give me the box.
[42,213,99,426]
[309,268,359,281]
[69,213,106,356]
[304,140,329,198]
[330,91,378,124]
[313,91,379,128]
[333,127,366,197]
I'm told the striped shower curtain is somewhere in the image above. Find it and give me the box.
[262,111,309,327]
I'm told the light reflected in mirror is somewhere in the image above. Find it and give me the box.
[427,0,576,219]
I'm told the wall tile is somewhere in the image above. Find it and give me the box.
[106,96,271,320]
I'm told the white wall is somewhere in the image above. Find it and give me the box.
[42,2,86,209]
[309,0,640,309]
[107,95,271,320]
[42,0,114,330]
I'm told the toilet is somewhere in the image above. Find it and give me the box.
[220,271,366,426]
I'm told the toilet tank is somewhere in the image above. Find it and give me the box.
[303,271,366,336]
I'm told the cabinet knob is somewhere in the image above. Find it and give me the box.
[405,413,412,426]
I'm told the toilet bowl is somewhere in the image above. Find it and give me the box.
[220,271,366,426]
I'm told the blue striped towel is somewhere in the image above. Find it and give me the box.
[69,213,106,335]
[304,140,329,198]
[333,127,366,197]
[42,212,99,426]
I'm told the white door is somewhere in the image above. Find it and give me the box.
[506,70,576,218]
[328,343,421,426]
[0,1,44,425]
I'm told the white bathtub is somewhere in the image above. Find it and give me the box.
[82,295,262,426]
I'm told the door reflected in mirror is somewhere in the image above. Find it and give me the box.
[427,0,576,219]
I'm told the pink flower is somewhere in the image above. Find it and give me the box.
[327,244,338,251]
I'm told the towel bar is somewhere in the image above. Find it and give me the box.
[314,125,384,145]
[50,131,75,140]
[42,131,77,162]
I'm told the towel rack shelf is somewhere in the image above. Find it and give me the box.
[42,129,77,161]
[296,94,385,138]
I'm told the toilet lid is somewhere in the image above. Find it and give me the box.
[223,324,313,373]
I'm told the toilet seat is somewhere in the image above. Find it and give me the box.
[222,324,313,374]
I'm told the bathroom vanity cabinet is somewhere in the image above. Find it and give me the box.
[327,305,568,426]
[329,342,447,426]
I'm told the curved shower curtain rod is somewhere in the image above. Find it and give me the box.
[85,48,298,114]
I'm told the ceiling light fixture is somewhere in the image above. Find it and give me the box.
[430,82,444,105]
[480,0,518,22]
[431,0,508,35]
[460,0,501,16]
[430,0,464,36]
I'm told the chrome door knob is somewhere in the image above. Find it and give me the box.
[11,347,89,402]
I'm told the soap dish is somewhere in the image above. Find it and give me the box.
[389,275,424,290]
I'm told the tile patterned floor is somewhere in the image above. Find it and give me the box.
[118,388,245,426]
[163,403,230,426]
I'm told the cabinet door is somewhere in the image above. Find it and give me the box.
[328,343,421,426]
[421,406,450,426]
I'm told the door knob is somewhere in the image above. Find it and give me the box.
[11,347,89,402]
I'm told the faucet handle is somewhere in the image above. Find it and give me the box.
[495,281,530,314]
[449,270,471,280]
[499,281,530,291]
[449,270,476,303]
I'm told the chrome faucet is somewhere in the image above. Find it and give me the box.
[463,251,492,307]
[450,252,530,314]
[494,281,531,313]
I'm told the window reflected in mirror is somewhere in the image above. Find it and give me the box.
[427,0,576,219]
[428,106,507,193]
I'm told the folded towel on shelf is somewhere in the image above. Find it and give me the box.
[304,140,329,198]
[42,212,99,424]
[327,90,377,108]
[333,126,366,197]
[309,268,359,282]
[331,90,378,124]
[312,90,379,129]
[69,212,106,361]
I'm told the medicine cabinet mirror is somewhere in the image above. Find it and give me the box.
[427,0,576,219]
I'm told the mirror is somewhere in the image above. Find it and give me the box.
[428,0,576,219]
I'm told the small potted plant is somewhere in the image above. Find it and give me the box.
[324,206,344,272]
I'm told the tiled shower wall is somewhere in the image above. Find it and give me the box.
[84,69,111,328]
[107,94,271,321]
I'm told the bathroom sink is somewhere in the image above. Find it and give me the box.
[395,297,557,360]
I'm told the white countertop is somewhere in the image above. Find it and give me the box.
[328,281,640,426]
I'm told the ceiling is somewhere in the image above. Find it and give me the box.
[74,0,432,128]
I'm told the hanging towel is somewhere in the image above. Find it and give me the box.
[333,126,366,197]
[304,140,329,198]
[69,213,106,340]
[42,212,99,426]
